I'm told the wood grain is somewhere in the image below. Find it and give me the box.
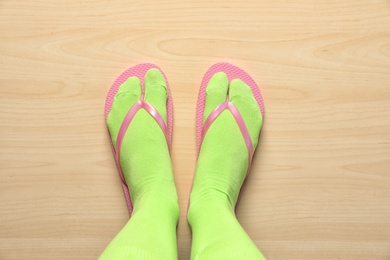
[1,0,390,259]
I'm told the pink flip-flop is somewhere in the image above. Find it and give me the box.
[195,62,264,205]
[105,63,173,215]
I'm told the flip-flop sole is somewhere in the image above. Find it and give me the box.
[194,62,264,209]
[105,63,173,215]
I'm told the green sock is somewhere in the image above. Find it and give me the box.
[100,69,179,260]
[188,72,266,260]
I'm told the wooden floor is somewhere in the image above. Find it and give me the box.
[1,1,390,259]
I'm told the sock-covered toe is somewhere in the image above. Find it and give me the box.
[203,72,229,122]
[144,68,168,123]
[228,78,263,149]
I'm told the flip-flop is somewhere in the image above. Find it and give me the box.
[195,62,264,205]
[105,63,173,215]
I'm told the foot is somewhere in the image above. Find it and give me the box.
[101,68,179,260]
[190,71,263,209]
[107,68,178,208]
[188,71,265,260]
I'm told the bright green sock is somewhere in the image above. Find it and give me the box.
[188,72,266,260]
[100,69,179,260]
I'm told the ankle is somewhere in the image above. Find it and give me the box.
[132,188,180,222]
[188,185,238,210]
[187,194,234,226]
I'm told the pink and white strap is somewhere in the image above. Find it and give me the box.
[115,99,170,183]
[200,100,254,175]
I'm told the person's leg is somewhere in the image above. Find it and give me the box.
[100,69,179,260]
[188,72,266,259]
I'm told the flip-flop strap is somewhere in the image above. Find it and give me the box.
[201,101,254,174]
[115,99,169,183]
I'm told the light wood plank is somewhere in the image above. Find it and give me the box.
[1,0,389,259]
